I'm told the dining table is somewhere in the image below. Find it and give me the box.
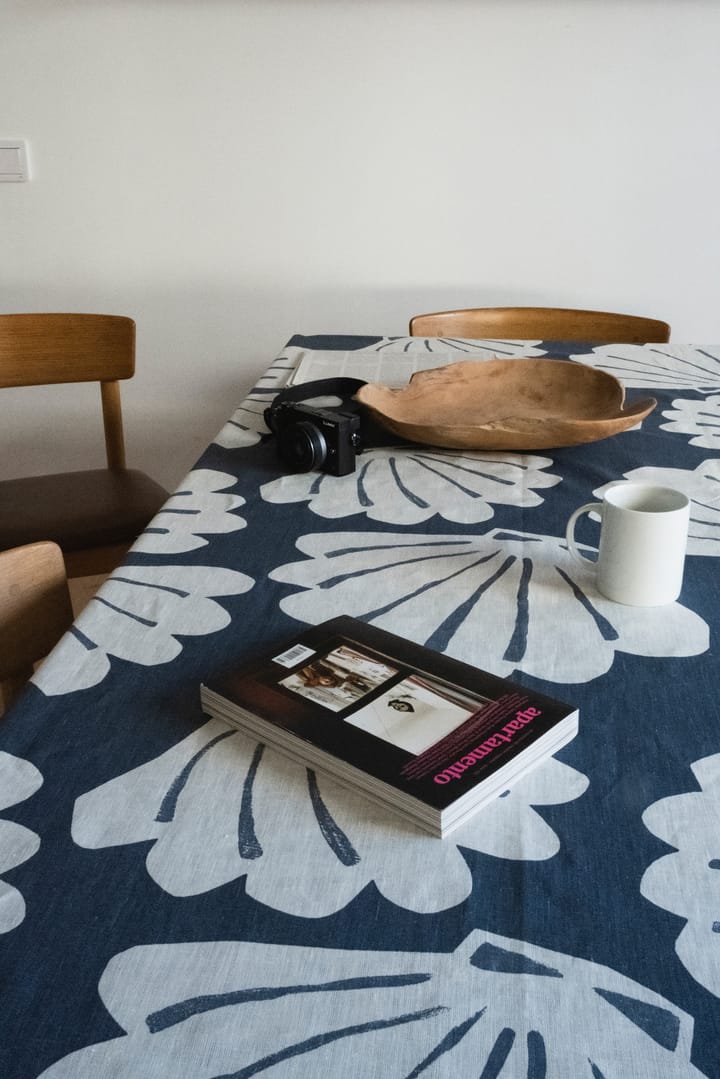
[1,332,719,1078]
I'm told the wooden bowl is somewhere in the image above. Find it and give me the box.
[355,358,656,451]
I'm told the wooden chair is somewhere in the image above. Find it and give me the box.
[0,541,74,714]
[0,313,169,577]
[408,306,671,344]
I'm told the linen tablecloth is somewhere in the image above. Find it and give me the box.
[2,334,719,1077]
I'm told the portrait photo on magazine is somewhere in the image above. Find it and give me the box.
[345,672,491,754]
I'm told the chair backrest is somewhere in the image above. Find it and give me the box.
[0,541,74,712]
[408,307,671,344]
[0,313,137,469]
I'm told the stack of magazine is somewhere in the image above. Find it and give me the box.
[200,616,579,838]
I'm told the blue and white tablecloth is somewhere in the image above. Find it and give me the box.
[2,335,720,1077]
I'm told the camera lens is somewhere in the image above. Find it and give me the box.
[277,420,328,472]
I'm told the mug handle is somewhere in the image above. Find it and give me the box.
[566,502,603,564]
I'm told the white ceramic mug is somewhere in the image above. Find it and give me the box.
[565,482,690,606]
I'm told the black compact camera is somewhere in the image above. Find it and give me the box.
[265,399,363,476]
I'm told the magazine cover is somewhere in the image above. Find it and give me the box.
[201,617,578,832]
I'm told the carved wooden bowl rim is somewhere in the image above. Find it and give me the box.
[355,358,657,451]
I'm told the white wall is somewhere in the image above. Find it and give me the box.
[2,0,719,490]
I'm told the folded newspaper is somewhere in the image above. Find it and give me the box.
[287,350,453,388]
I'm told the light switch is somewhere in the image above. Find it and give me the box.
[0,140,29,182]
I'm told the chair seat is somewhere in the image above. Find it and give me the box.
[0,469,168,552]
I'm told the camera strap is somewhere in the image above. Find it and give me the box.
[266,377,403,448]
[268,377,367,409]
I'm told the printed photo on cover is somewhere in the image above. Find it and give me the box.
[279,644,399,712]
[345,673,491,754]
